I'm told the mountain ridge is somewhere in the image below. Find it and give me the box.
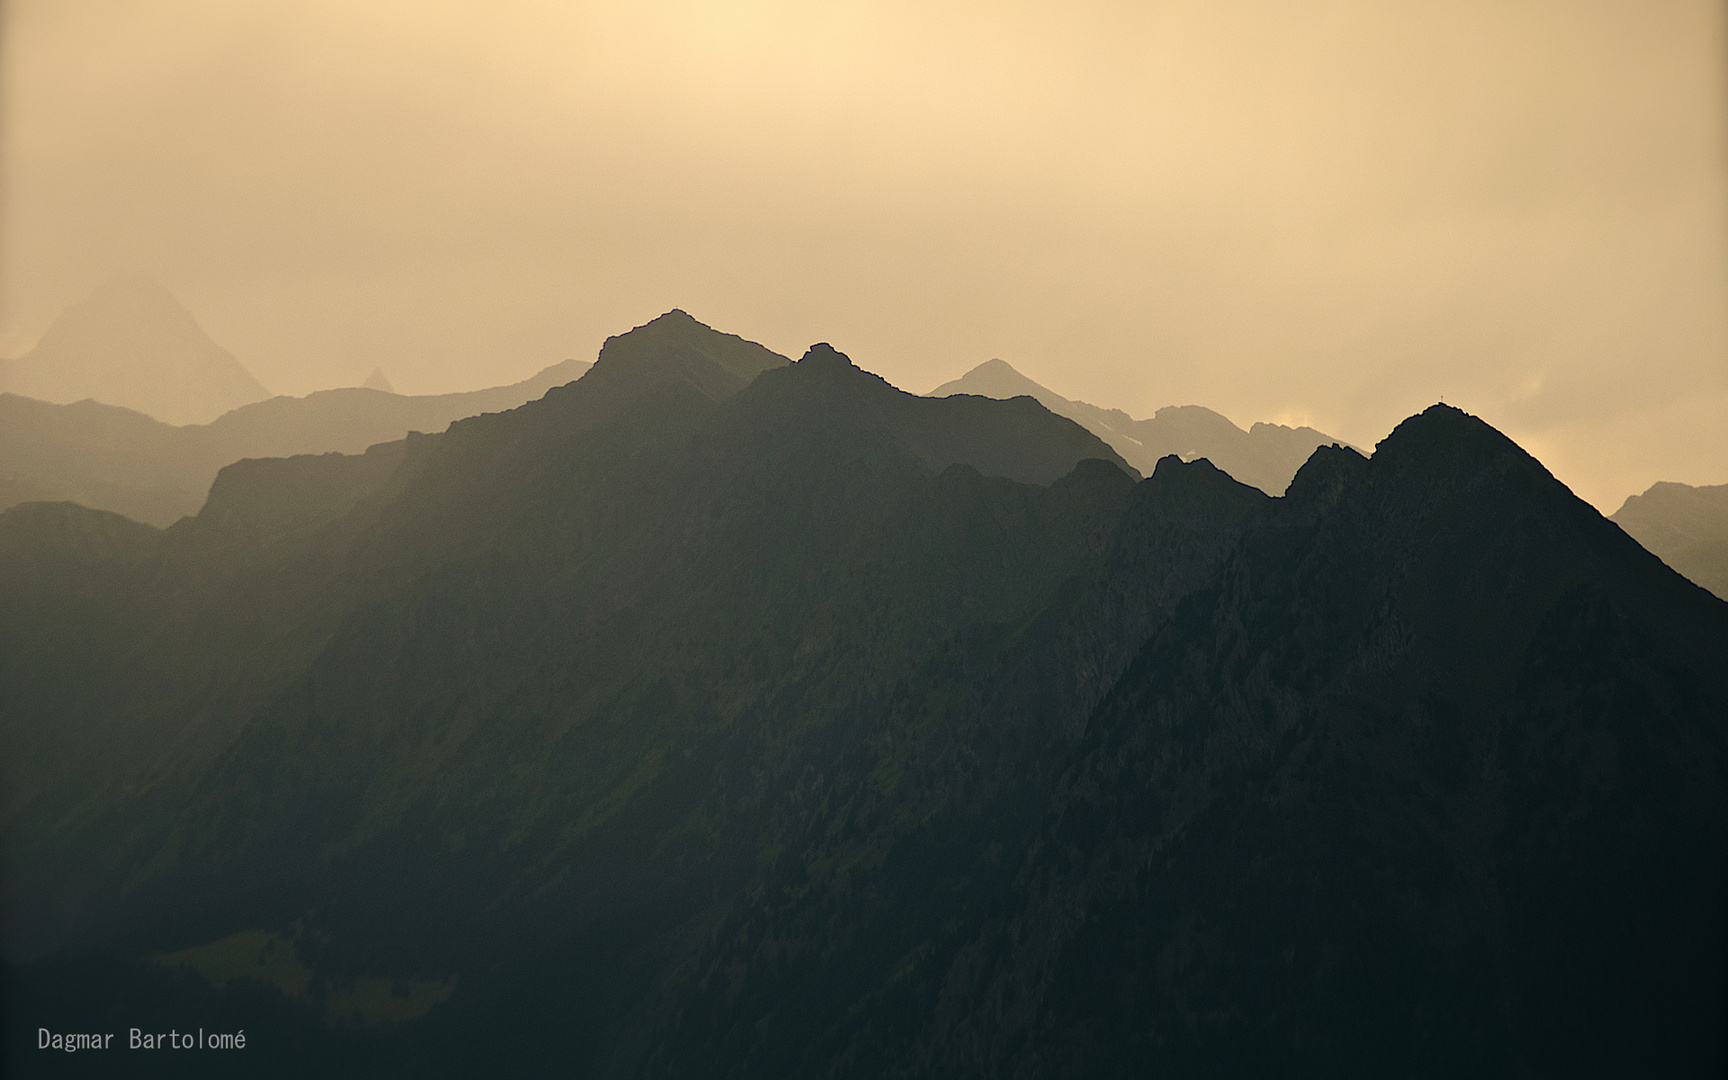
[929,356,1350,494]
[1611,479,1728,599]
[2,317,1723,1077]
[0,354,593,526]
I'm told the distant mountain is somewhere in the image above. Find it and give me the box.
[361,367,393,392]
[1612,480,1728,599]
[3,310,1724,1078]
[0,354,593,526]
[0,275,269,425]
[929,357,1348,494]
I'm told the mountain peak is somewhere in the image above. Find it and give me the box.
[607,308,712,344]
[361,367,394,393]
[590,309,789,394]
[1283,443,1369,508]
[929,357,1048,402]
[1,276,268,425]
[82,272,183,311]
[61,275,216,350]
[647,308,700,328]
[1373,402,1533,479]
[795,342,857,371]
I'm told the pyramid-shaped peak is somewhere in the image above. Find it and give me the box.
[592,309,789,390]
[928,357,1052,402]
[598,310,715,354]
[84,272,176,301]
[62,274,199,332]
[1376,403,1515,457]
[646,308,701,327]
[362,367,394,393]
[606,309,721,348]
[1369,403,1559,494]
[3,275,269,425]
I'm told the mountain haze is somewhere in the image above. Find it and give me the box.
[1612,480,1728,599]
[2,312,1724,1077]
[0,276,269,426]
[930,357,1347,494]
[0,355,592,526]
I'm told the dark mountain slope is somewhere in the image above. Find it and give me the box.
[618,408,1728,1078]
[0,503,164,796]
[1,311,1128,963]
[0,437,437,931]
[1613,480,1728,599]
[715,343,1135,487]
[2,307,1724,1080]
[922,407,1728,1077]
[193,441,412,543]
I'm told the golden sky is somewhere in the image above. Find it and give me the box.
[3,0,1725,510]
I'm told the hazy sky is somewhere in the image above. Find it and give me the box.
[4,0,1725,510]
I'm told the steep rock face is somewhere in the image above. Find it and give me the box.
[926,406,1728,1077]
[194,442,412,543]
[1612,480,1728,599]
[626,409,1728,1078]
[2,305,1724,1080]
[1,276,268,425]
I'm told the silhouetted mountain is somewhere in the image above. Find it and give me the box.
[361,367,394,392]
[1612,480,1728,599]
[0,355,593,526]
[0,275,269,425]
[929,357,1348,494]
[2,311,1724,1078]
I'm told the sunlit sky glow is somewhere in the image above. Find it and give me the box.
[4,0,1725,510]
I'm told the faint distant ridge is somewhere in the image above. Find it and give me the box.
[0,275,269,426]
[1612,480,1728,599]
[361,367,394,392]
[0,353,594,526]
[929,357,1349,495]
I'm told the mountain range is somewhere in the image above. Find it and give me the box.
[1,278,592,526]
[929,357,1348,495]
[928,359,1728,603]
[2,311,1725,1077]
[0,358,591,527]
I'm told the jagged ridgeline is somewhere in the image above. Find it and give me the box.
[3,311,1725,1078]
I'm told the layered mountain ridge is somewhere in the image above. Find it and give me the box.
[929,356,1347,494]
[0,355,593,526]
[2,311,1724,1078]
